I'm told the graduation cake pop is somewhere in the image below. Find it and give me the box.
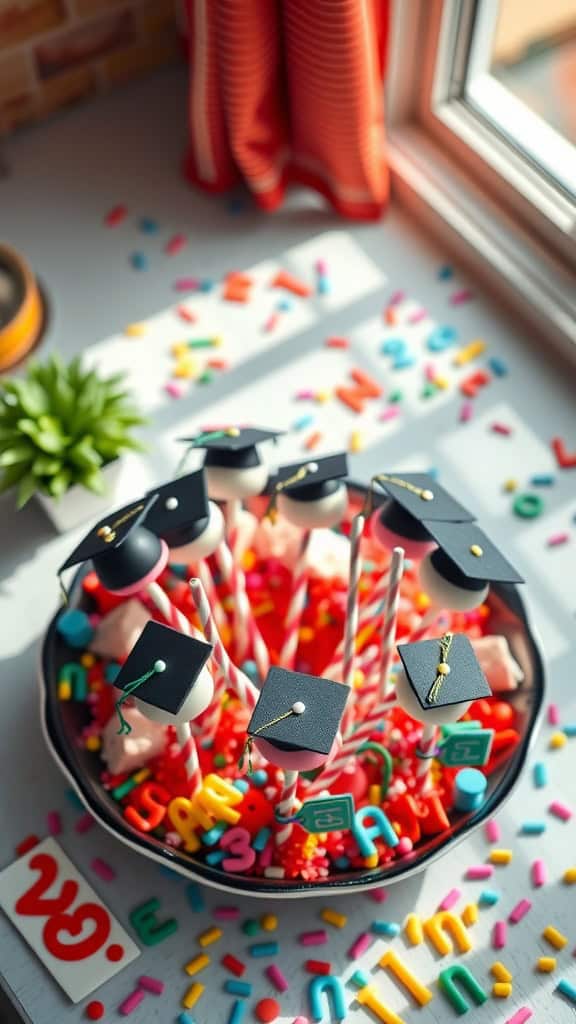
[269,453,349,529]
[395,632,493,726]
[178,427,282,501]
[145,469,224,563]
[369,473,475,561]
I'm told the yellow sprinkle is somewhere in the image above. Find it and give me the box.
[405,913,423,946]
[550,732,567,749]
[241,549,256,571]
[315,390,331,403]
[80,652,96,668]
[434,375,449,390]
[349,430,364,453]
[124,322,146,336]
[461,904,478,927]
[492,982,512,998]
[453,339,486,366]
[355,623,377,649]
[185,953,210,976]
[415,592,430,612]
[542,925,567,950]
[260,914,278,932]
[491,962,512,983]
[369,785,382,805]
[563,867,576,884]
[173,360,197,379]
[489,849,513,865]
[198,926,222,948]
[182,982,204,1009]
[353,669,364,689]
[537,956,556,972]
[321,908,348,929]
[58,680,72,701]
[171,341,189,357]
[85,735,101,752]
[133,768,151,784]
[503,478,518,493]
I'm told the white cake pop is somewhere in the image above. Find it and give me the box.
[268,452,349,530]
[169,500,224,562]
[395,632,493,726]
[367,472,474,560]
[176,427,283,502]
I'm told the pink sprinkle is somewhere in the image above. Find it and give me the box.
[295,389,315,400]
[266,964,289,993]
[264,313,279,332]
[47,811,62,837]
[548,703,560,725]
[548,532,570,547]
[459,400,473,423]
[388,290,405,306]
[348,932,373,960]
[293,1018,310,1024]
[408,309,427,324]
[165,381,185,398]
[138,975,164,995]
[174,277,200,292]
[119,989,146,1015]
[549,800,572,821]
[450,288,474,305]
[75,813,94,834]
[259,843,273,869]
[165,233,187,255]
[213,906,240,921]
[424,363,437,382]
[492,422,512,436]
[315,259,328,275]
[369,887,388,903]
[439,888,461,911]
[493,920,507,949]
[532,859,547,887]
[508,898,532,924]
[176,304,197,323]
[396,837,413,855]
[465,865,494,880]
[378,406,400,422]
[300,930,328,947]
[91,857,115,881]
[485,819,501,843]
[505,1009,533,1024]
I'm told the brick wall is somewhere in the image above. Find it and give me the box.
[0,0,181,135]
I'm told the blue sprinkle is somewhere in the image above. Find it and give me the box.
[130,251,148,271]
[317,276,331,295]
[139,216,158,234]
[277,297,294,311]
[248,941,279,957]
[65,788,84,811]
[232,778,249,794]
[371,921,401,937]
[178,1013,197,1024]
[198,279,214,292]
[533,762,548,788]
[186,883,205,912]
[351,969,370,988]
[438,265,454,280]
[392,354,416,370]
[488,356,509,377]
[427,326,457,351]
[530,474,555,487]
[558,979,576,1004]
[253,827,272,852]
[333,856,351,869]
[380,338,406,356]
[250,769,268,788]
[224,980,252,997]
[292,414,316,432]
[563,724,576,737]
[104,662,121,683]
[478,889,500,906]
[520,821,546,835]
[206,850,225,866]
[202,822,228,846]
[241,660,258,682]
[227,1001,246,1024]
[170,563,189,578]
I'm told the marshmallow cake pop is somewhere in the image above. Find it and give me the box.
[144,469,224,563]
[269,452,349,529]
[178,427,283,501]
[369,473,475,561]
[395,632,492,726]
[59,495,168,596]
[419,520,525,613]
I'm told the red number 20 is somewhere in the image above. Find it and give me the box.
[16,854,78,918]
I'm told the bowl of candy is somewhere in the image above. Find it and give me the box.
[40,435,545,897]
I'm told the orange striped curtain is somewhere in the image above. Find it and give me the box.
[184,0,390,220]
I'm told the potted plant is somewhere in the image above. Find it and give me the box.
[0,354,147,531]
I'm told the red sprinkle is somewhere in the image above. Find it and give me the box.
[176,305,197,323]
[85,1000,105,1020]
[305,959,332,974]
[16,835,40,857]
[165,234,187,255]
[325,337,349,349]
[75,813,95,834]
[491,422,512,436]
[91,857,115,881]
[47,811,62,836]
[104,205,127,227]
[221,953,246,977]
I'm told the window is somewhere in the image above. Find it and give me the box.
[387,0,576,354]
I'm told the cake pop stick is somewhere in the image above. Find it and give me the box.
[340,512,365,735]
[407,607,446,643]
[322,564,390,679]
[279,529,312,670]
[189,577,259,710]
[275,770,300,848]
[377,546,405,701]
[214,537,269,680]
[415,722,438,794]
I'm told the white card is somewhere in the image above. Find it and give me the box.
[0,838,139,1003]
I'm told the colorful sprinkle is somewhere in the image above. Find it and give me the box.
[266,965,289,993]
[537,957,556,972]
[300,930,328,946]
[248,942,279,958]
[347,932,373,959]
[532,859,547,887]
[119,989,146,1015]
[485,819,501,843]
[91,857,116,881]
[493,921,507,949]
[549,800,572,821]
[185,954,210,976]
[508,899,532,924]
[533,762,547,788]
[439,888,461,911]
[466,865,494,880]
[542,925,568,950]
[320,908,347,928]
[224,980,252,997]
[547,532,569,547]
[138,976,164,995]
[520,821,546,835]
[557,979,576,1004]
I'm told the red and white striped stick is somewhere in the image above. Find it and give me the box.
[279,529,312,670]
[146,580,199,638]
[215,538,269,681]
[189,577,259,710]
[322,564,390,679]
[305,692,398,797]
[408,607,445,644]
[226,497,242,559]
[378,547,405,701]
[275,769,299,848]
[340,514,365,735]
[196,557,227,635]
[415,721,437,793]
[176,721,203,796]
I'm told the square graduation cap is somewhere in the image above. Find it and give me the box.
[178,427,283,469]
[372,473,475,524]
[247,666,349,754]
[269,452,348,501]
[58,494,159,575]
[427,520,525,588]
[144,470,209,546]
[114,619,213,717]
[397,633,492,711]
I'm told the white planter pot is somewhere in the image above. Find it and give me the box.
[36,460,123,533]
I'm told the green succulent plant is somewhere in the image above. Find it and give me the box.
[0,355,147,508]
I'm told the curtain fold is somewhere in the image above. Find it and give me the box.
[184,0,389,220]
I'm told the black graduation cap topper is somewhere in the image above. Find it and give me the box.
[58,494,165,594]
[178,427,283,470]
[144,470,209,547]
[269,452,349,502]
[370,473,475,534]
[397,632,492,711]
[426,520,525,590]
[114,619,213,725]
[247,666,349,755]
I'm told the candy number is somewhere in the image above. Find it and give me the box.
[16,853,79,918]
[220,827,256,873]
[43,902,111,962]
